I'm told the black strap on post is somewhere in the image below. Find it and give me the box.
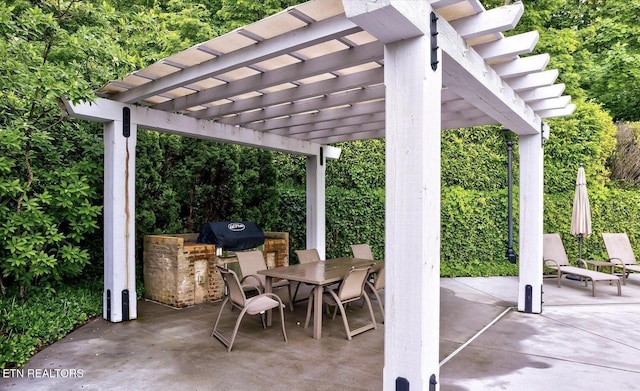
[123,107,130,138]
[106,289,111,322]
[122,289,130,321]
[396,377,409,391]
[525,284,533,313]
[429,374,438,391]
[430,12,439,71]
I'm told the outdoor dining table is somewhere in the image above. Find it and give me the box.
[258,257,383,339]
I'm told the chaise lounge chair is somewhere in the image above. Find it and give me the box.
[602,232,640,285]
[543,233,621,296]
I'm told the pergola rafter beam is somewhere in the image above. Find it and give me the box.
[437,13,541,134]
[218,83,385,126]
[492,53,550,78]
[249,100,385,131]
[449,2,524,39]
[110,16,364,104]
[529,95,571,111]
[268,111,385,135]
[519,83,565,102]
[442,115,498,130]
[190,67,384,119]
[473,31,539,62]
[537,104,576,118]
[158,40,384,112]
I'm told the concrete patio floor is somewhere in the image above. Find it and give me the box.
[3,275,640,390]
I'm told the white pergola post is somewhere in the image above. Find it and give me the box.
[517,133,544,313]
[103,118,138,322]
[305,151,327,259]
[384,38,442,390]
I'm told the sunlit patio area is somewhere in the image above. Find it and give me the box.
[4,275,640,391]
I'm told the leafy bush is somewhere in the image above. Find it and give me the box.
[0,282,102,369]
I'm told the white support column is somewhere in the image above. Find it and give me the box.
[517,133,544,313]
[305,150,326,259]
[385,15,441,391]
[103,118,137,322]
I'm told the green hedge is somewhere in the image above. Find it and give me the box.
[279,184,640,277]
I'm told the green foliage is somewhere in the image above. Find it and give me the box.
[0,281,102,368]
[441,126,510,191]
[134,131,282,262]
[214,0,302,31]
[0,0,119,291]
[543,99,617,193]
[326,139,386,190]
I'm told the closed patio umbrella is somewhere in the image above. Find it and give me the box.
[570,164,592,259]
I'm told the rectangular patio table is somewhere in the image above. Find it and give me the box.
[258,257,383,339]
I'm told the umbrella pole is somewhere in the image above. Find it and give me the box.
[567,235,584,281]
[578,235,583,260]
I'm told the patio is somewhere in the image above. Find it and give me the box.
[3,275,640,390]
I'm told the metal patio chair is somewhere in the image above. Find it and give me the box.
[212,266,288,352]
[236,250,293,311]
[304,264,377,340]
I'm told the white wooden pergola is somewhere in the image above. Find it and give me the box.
[63,0,574,389]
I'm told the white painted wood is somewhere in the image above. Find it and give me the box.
[63,98,339,158]
[519,83,565,102]
[492,53,550,79]
[250,100,385,131]
[508,69,558,91]
[442,115,498,130]
[528,95,571,111]
[536,103,577,118]
[437,15,542,134]
[344,2,443,389]
[343,0,424,43]
[162,40,384,112]
[517,133,544,313]
[449,2,523,39]
[305,154,326,259]
[115,16,363,104]
[384,34,442,390]
[103,120,137,322]
[318,128,385,144]
[218,84,385,125]
[190,67,384,119]
[473,31,539,62]
[269,112,385,136]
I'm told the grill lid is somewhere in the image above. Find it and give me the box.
[196,221,265,251]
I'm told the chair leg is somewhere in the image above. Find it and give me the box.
[371,289,384,323]
[278,303,288,343]
[363,293,377,331]
[227,308,250,352]
[212,298,229,338]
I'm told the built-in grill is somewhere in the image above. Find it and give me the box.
[197,221,265,255]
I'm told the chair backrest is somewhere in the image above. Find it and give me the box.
[350,244,374,260]
[338,265,372,301]
[603,233,637,265]
[374,266,385,290]
[543,233,570,267]
[235,250,268,286]
[217,266,247,308]
[295,249,321,264]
